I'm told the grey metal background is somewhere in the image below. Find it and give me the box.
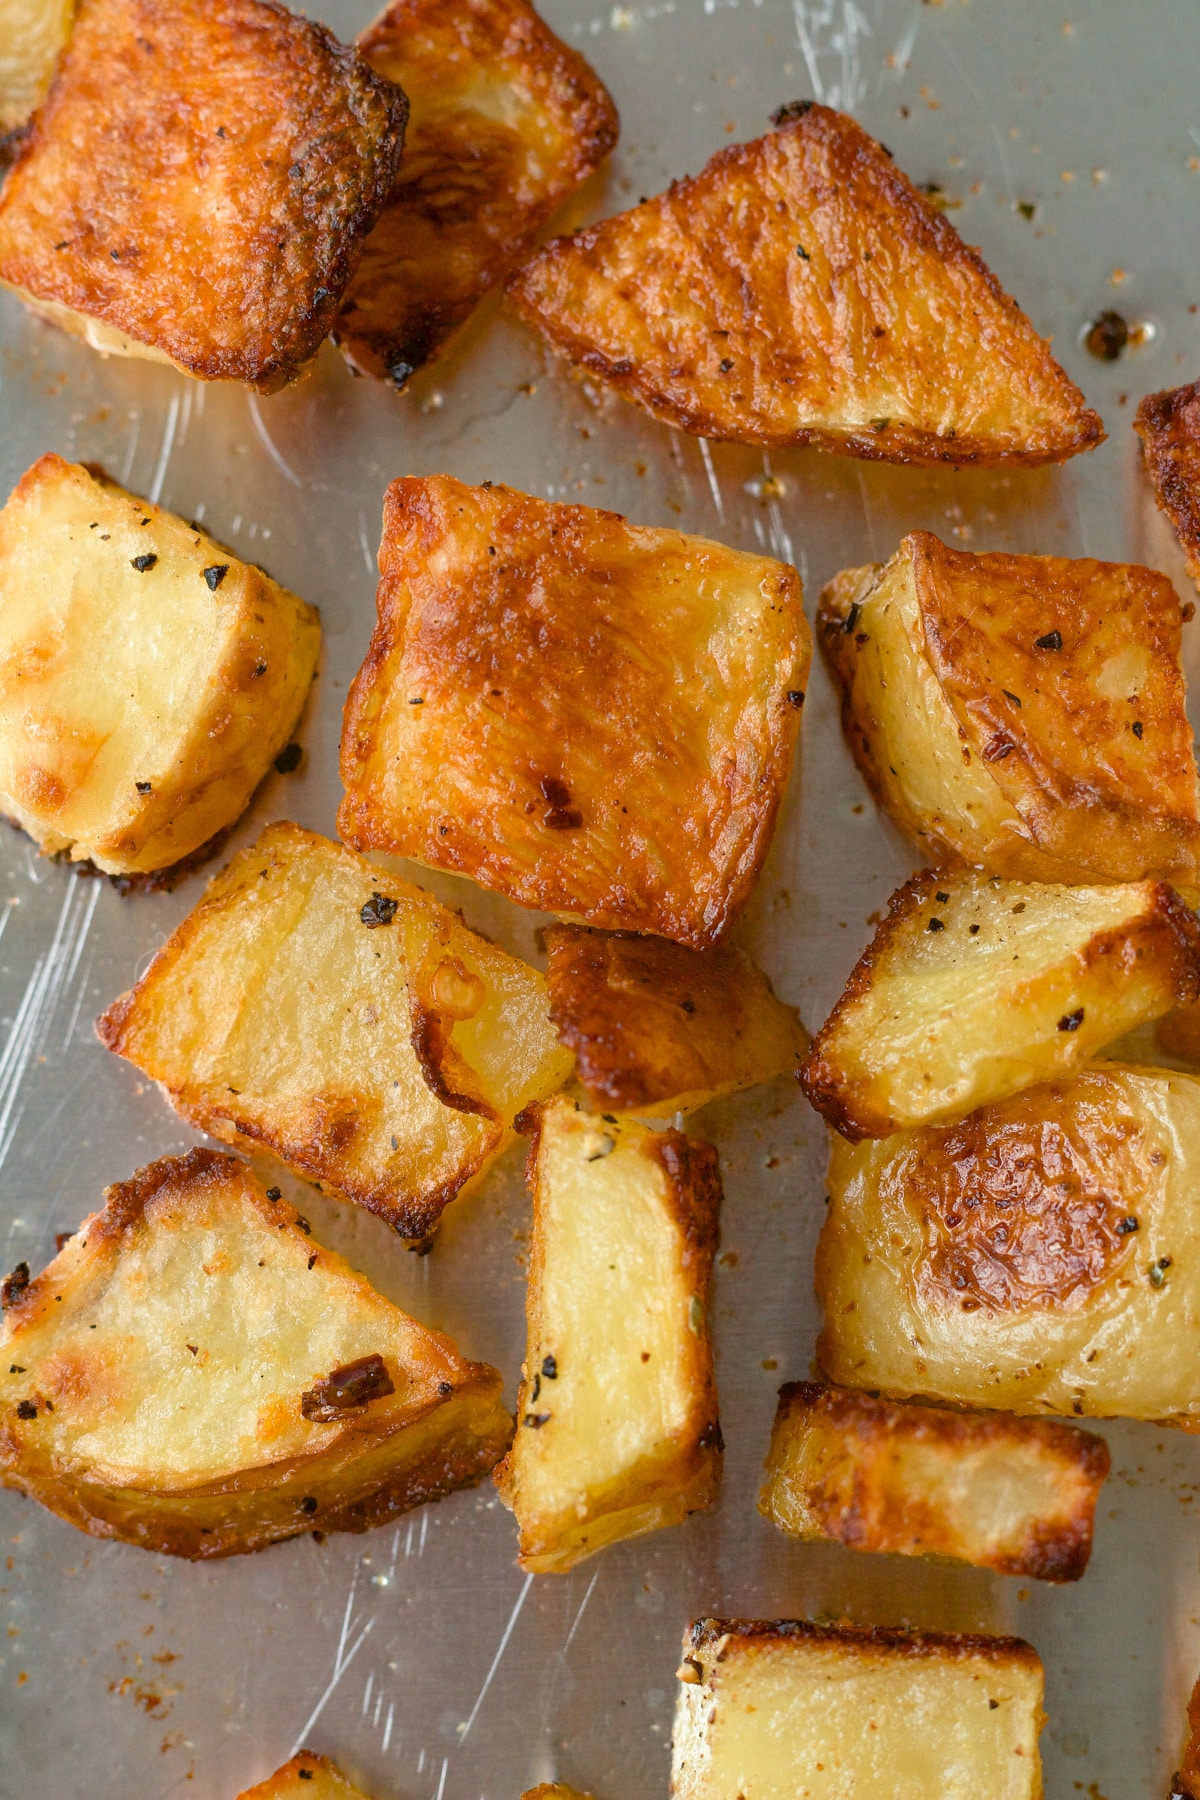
[2,2,1199,1794]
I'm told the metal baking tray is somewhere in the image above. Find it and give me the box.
[4,2,1200,1794]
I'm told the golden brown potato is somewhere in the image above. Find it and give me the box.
[544,925,806,1114]
[521,1788,596,1800]
[0,454,319,878]
[335,0,616,386]
[493,1096,721,1572]
[816,1064,1200,1424]
[760,1381,1110,1581]
[671,1618,1046,1800]
[1171,1677,1200,1800]
[1134,380,1200,597]
[0,1148,512,1558]
[802,870,1200,1138]
[237,1755,376,1800]
[508,101,1101,465]
[96,823,573,1242]
[0,0,407,389]
[0,0,73,132]
[820,532,1200,888]
[338,477,808,948]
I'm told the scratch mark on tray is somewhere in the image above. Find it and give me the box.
[760,453,797,572]
[925,17,1014,202]
[148,393,181,505]
[362,1670,374,1717]
[431,1755,448,1800]
[382,1700,396,1752]
[562,1565,601,1655]
[792,1,872,110]
[248,394,305,488]
[697,439,726,523]
[289,1568,374,1754]
[357,512,376,576]
[887,5,920,76]
[456,1572,534,1742]
[0,880,97,1175]
[118,413,142,485]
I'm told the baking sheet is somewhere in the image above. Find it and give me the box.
[4,2,1200,1794]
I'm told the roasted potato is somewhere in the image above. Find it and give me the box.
[0,0,73,132]
[1158,997,1200,1063]
[493,1096,721,1572]
[96,823,573,1241]
[820,532,1200,888]
[760,1381,1109,1581]
[1135,380,1200,596]
[508,100,1101,466]
[801,870,1200,1138]
[0,453,319,879]
[522,1788,595,1800]
[1171,1676,1200,1800]
[336,0,617,386]
[671,1618,1045,1800]
[816,1065,1200,1424]
[0,0,407,389]
[544,924,806,1114]
[338,477,808,948]
[0,1148,512,1558]
[237,1756,376,1800]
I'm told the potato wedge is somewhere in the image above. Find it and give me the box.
[338,477,807,948]
[801,870,1200,1138]
[760,1381,1109,1581]
[336,0,617,386]
[1135,380,1200,596]
[816,1065,1200,1424]
[508,100,1101,465]
[671,1618,1045,1800]
[238,1755,376,1800]
[820,532,1200,887]
[96,823,573,1241]
[0,0,407,389]
[544,925,806,1113]
[0,0,73,132]
[0,454,320,879]
[493,1096,721,1572]
[0,1148,512,1558]
[1171,1676,1200,1800]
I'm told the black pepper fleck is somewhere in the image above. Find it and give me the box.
[361,891,399,927]
[131,553,158,573]
[1058,1009,1084,1032]
[202,564,229,591]
[1035,630,1063,651]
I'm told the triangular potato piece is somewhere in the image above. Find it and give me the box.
[0,0,73,132]
[0,1149,512,1557]
[508,101,1102,465]
[820,531,1200,887]
[237,1756,377,1800]
[1135,379,1200,595]
[802,869,1200,1138]
[336,0,617,386]
[96,823,573,1241]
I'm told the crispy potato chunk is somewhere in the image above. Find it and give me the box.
[1135,380,1200,596]
[237,1755,376,1800]
[820,532,1200,887]
[802,870,1200,1138]
[0,0,407,389]
[335,0,616,386]
[544,925,806,1113]
[0,454,319,878]
[671,1618,1045,1800]
[760,1381,1109,1581]
[96,823,573,1241]
[0,0,73,132]
[493,1096,721,1572]
[816,1065,1200,1423]
[0,1149,512,1558]
[508,100,1101,465]
[338,477,807,947]
[1171,1676,1200,1800]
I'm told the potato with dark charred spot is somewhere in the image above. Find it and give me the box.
[0,0,73,131]
[820,532,1200,888]
[509,101,1101,465]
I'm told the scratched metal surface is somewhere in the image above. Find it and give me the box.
[2,2,1200,1795]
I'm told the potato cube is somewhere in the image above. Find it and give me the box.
[493,1096,721,1571]
[508,101,1101,465]
[0,1148,513,1558]
[801,869,1200,1138]
[0,0,407,388]
[1134,380,1200,596]
[0,0,73,132]
[96,823,573,1241]
[816,1065,1200,1423]
[671,1618,1045,1800]
[544,925,805,1114]
[338,477,807,947]
[0,454,320,878]
[760,1381,1109,1581]
[237,1756,376,1800]
[336,0,617,386]
[820,531,1200,887]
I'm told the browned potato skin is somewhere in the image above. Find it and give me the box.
[1172,1676,1200,1800]
[238,1755,375,1800]
[1134,380,1200,595]
[336,0,617,386]
[522,1788,596,1800]
[508,102,1102,464]
[760,1382,1110,1581]
[0,0,408,389]
[338,477,808,948]
[821,532,1200,887]
[544,924,806,1112]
